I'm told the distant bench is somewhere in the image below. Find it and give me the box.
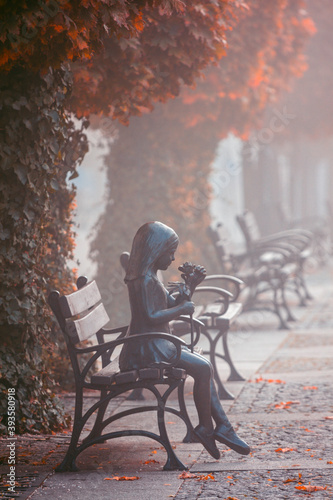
[49,276,196,472]
[207,223,302,329]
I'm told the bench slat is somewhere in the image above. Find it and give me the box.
[201,303,226,316]
[59,280,102,318]
[66,303,110,343]
[91,358,120,385]
[193,305,204,319]
[215,302,242,329]
[139,367,161,380]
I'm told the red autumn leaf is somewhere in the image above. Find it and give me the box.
[143,459,159,464]
[179,471,216,481]
[303,386,318,390]
[327,461,333,464]
[197,473,216,481]
[295,485,327,492]
[252,377,285,384]
[284,473,302,483]
[179,472,198,479]
[104,476,140,481]
[275,401,300,409]
[275,447,295,453]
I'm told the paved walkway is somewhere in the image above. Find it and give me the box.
[1,264,332,500]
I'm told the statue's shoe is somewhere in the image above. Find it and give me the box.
[193,425,220,460]
[214,424,250,455]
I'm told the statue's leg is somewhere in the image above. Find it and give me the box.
[176,349,220,459]
[210,379,250,455]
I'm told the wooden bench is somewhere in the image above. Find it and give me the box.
[236,210,313,306]
[207,223,299,329]
[48,276,196,472]
[172,281,245,400]
[120,252,245,400]
[277,202,331,266]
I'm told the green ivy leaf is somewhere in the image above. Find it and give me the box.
[14,165,27,185]
[50,178,59,190]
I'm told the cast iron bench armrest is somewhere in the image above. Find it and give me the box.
[174,316,204,348]
[248,245,297,264]
[193,285,233,317]
[260,228,312,240]
[252,239,300,254]
[253,233,311,251]
[75,332,188,381]
[201,275,244,302]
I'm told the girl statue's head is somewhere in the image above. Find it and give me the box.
[125,222,179,282]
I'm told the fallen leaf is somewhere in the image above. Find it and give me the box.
[104,476,140,481]
[178,471,215,481]
[179,472,198,479]
[197,473,216,481]
[327,461,333,464]
[295,485,327,492]
[143,459,159,464]
[275,447,295,453]
[284,473,302,484]
[303,386,318,390]
[275,401,300,409]
[252,377,285,384]
[324,416,333,420]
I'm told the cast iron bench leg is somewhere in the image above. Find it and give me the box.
[203,333,234,400]
[222,330,245,382]
[55,390,84,472]
[82,389,109,444]
[156,383,188,471]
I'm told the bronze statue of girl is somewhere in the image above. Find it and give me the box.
[119,221,250,460]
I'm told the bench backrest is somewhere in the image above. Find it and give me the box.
[206,223,239,272]
[48,277,110,345]
[236,210,261,247]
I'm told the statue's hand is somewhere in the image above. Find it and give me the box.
[179,300,195,316]
[192,265,206,287]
